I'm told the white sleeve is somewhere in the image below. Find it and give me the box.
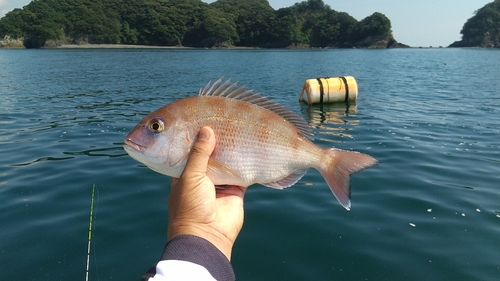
[147,260,216,281]
[141,235,235,281]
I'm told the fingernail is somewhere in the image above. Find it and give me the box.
[198,127,209,141]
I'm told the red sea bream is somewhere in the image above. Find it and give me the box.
[123,78,378,210]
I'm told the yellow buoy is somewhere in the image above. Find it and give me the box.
[299,76,358,104]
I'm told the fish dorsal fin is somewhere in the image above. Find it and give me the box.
[199,78,314,141]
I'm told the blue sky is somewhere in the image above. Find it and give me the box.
[0,0,492,47]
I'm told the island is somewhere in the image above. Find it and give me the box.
[0,0,408,49]
[449,0,500,48]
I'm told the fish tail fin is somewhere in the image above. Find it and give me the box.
[318,148,379,210]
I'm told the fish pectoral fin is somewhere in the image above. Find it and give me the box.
[207,158,242,179]
[261,169,309,190]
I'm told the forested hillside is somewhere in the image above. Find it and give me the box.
[0,0,407,48]
[449,0,500,48]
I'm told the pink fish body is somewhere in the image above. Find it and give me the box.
[124,78,378,209]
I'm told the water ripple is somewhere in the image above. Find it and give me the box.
[300,103,358,141]
[1,48,500,281]
[10,156,75,167]
[63,146,126,158]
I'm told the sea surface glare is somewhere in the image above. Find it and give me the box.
[0,48,499,281]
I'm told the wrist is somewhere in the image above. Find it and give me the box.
[167,223,234,261]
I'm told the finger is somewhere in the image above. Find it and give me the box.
[180,126,215,179]
[170,177,179,186]
[216,185,247,198]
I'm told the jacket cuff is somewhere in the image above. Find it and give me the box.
[144,235,235,281]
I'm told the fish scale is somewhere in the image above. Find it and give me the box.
[202,104,302,184]
[124,78,378,209]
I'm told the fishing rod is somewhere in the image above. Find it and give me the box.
[86,184,96,281]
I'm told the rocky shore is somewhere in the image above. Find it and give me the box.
[1,28,408,49]
[1,39,409,50]
[0,36,24,48]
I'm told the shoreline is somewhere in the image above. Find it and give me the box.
[54,44,193,49]
[3,43,490,50]
[0,44,257,49]
[50,44,260,49]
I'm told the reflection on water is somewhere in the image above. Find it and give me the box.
[10,156,75,167]
[63,146,126,158]
[300,102,358,141]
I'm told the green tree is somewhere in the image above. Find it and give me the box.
[212,0,275,46]
[0,9,27,39]
[183,6,237,47]
[22,0,64,48]
[353,12,391,42]
[0,0,400,48]
[458,0,500,47]
[32,0,123,44]
[270,0,361,47]
[271,5,309,47]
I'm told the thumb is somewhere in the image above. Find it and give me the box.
[180,126,216,178]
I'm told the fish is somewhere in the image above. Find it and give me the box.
[123,78,378,210]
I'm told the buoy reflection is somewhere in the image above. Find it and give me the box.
[300,103,358,142]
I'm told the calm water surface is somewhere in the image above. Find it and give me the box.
[0,48,499,281]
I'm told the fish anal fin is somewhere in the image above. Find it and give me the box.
[261,169,309,189]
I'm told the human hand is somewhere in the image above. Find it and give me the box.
[167,126,247,261]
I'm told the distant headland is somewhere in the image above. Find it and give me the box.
[0,0,409,49]
[449,0,500,48]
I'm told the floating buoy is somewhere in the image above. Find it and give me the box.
[299,76,358,104]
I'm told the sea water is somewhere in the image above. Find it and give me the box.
[0,48,499,280]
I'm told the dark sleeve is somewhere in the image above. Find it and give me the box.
[141,235,235,281]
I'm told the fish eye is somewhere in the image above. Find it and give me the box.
[148,119,164,133]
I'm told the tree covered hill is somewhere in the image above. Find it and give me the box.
[449,0,500,48]
[0,0,408,49]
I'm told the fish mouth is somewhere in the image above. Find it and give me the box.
[123,138,145,153]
